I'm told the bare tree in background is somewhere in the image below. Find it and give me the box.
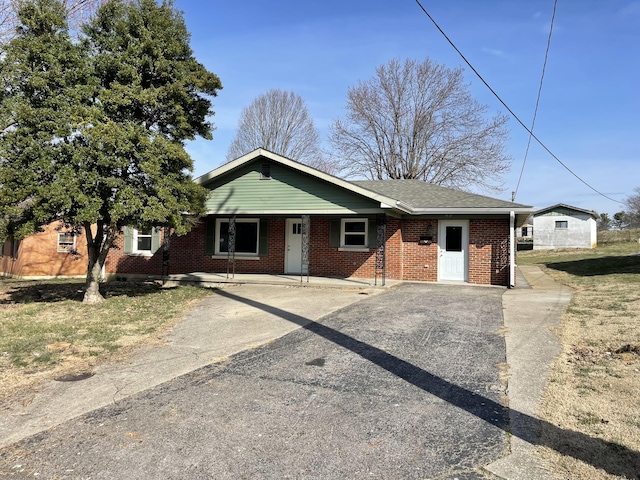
[227,89,336,173]
[1,0,113,43]
[624,187,640,228]
[329,58,511,192]
[0,1,13,41]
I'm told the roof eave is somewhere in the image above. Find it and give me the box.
[534,203,598,218]
[408,207,536,215]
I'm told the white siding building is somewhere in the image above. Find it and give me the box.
[533,204,597,250]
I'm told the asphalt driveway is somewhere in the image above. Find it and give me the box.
[2,283,509,479]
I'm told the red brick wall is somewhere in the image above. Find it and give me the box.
[308,218,403,280]
[384,219,403,280]
[107,218,289,276]
[469,218,510,286]
[396,219,439,282]
[309,218,374,278]
[105,216,512,286]
[107,231,164,277]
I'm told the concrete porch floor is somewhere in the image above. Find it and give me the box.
[161,272,403,289]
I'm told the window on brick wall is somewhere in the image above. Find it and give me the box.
[216,218,260,256]
[329,218,376,250]
[555,221,568,229]
[123,226,161,255]
[57,233,76,252]
[341,219,368,247]
[134,228,153,252]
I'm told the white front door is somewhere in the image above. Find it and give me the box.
[285,218,303,274]
[439,220,468,282]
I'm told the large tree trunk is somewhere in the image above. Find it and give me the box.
[82,222,115,304]
[83,247,104,304]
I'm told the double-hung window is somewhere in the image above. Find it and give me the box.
[123,226,160,255]
[341,218,368,248]
[133,228,153,253]
[57,233,76,253]
[215,218,260,256]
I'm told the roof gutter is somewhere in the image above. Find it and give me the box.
[403,207,536,215]
[510,210,515,288]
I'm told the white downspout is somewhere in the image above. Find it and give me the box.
[509,211,515,288]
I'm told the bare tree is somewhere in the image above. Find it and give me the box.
[0,1,14,42]
[329,58,511,192]
[597,212,611,231]
[227,89,336,173]
[1,0,113,43]
[624,187,640,228]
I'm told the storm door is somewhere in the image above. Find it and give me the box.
[438,220,468,282]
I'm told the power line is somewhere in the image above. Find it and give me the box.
[514,0,557,202]
[413,0,623,205]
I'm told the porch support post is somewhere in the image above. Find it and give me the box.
[227,215,236,279]
[301,215,310,283]
[374,213,386,286]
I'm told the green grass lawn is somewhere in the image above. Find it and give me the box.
[0,280,210,400]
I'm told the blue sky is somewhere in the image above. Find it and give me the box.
[175,0,639,216]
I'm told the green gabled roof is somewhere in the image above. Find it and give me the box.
[352,180,532,211]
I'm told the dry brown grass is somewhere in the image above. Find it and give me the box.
[518,243,640,479]
[0,279,210,403]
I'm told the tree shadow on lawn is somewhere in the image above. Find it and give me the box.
[546,255,640,277]
[0,280,171,304]
[214,289,640,479]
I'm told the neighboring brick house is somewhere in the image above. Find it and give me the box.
[0,221,89,278]
[1,149,534,287]
[532,203,597,250]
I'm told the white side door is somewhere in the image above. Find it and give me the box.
[285,218,303,274]
[439,220,468,282]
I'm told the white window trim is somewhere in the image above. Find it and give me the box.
[133,228,153,255]
[57,232,76,253]
[340,218,368,249]
[215,218,260,256]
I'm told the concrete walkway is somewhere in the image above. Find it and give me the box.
[486,265,573,479]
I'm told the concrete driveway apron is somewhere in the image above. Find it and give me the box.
[1,283,508,479]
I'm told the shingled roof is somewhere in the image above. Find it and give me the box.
[352,180,531,211]
[197,149,533,216]
[533,203,597,219]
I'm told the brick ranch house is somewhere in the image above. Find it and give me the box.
[1,149,534,287]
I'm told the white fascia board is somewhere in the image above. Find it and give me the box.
[194,150,260,185]
[408,207,536,215]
